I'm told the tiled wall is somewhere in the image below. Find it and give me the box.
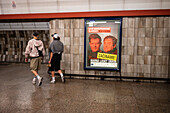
[49,19,88,77]
[0,17,169,80]
[0,30,50,63]
[122,17,170,79]
[50,17,170,80]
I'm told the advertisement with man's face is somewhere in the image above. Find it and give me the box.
[84,18,122,70]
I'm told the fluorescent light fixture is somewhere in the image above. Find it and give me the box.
[115,21,121,23]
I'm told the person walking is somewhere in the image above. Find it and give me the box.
[25,32,45,86]
[49,33,64,83]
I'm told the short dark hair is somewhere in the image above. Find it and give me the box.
[33,32,39,37]
[88,33,101,42]
[104,36,117,45]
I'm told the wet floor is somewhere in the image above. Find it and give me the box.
[0,63,169,113]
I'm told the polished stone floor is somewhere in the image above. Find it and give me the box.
[0,63,169,113]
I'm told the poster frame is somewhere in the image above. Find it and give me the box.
[84,17,122,71]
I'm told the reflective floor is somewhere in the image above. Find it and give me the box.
[0,63,169,113]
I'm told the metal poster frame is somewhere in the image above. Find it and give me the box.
[84,17,122,71]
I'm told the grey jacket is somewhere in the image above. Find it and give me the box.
[49,40,64,54]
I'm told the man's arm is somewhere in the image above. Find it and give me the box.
[49,52,53,64]
[41,41,46,57]
[25,41,31,62]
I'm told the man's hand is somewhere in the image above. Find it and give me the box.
[25,58,28,62]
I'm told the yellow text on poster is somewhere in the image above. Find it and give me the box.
[97,52,117,61]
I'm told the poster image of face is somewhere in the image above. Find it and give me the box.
[89,34,102,52]
[84,18,122,70]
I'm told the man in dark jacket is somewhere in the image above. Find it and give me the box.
[49,33,64,83]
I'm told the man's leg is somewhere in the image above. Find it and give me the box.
[51,71,55,77]
[37,57,43,86]
[57,57,65,83]
[50,55,56,83]
[31,70,41,80]
[30,58,43,86]
[30,59,38,85]
[31,70,43,86]
[31,70,37,85]
[50,71,55,83]
[58,70,65,83]
[31,70,38,76]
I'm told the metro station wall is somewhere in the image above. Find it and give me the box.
[121,17,169,79]
[50,17,170,80]
[0,30,50,63]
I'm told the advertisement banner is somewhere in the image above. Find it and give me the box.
[84,18,122,70]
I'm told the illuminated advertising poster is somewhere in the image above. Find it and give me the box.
[84,18,122,70]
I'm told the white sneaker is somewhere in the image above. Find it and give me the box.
[38,77,43,86]
[61,76,65,83]
[50,80,55,84]
[32,78,36,85]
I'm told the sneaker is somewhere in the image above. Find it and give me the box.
[38,77,43,86]
[61,76,65,83]
[32,78,36,85]
[50,80,55,84]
